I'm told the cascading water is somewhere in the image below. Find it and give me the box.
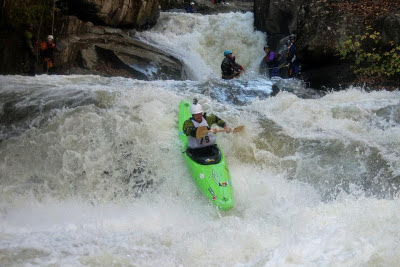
[136,12,267,80]
[1,12,400,266]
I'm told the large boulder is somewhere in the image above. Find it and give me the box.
[59,0,160,28]
[54,16,186,80]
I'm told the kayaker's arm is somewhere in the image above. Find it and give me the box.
[183,119,198,137]
[206,114,232,133]
[206,114,226,128]
[183,114,231,137]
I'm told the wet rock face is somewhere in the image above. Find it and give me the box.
[295,0,400,88]
[296,0,364,65]
[376,13,400,45]
[253,0,303,50]
[255,0,400,89]
[60,0,160,28]
[255,0,400,59]
[55,16,186,80]
[294,0,368,88]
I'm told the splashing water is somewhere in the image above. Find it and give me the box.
[1,11,400,267]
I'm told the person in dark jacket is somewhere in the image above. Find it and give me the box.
[287,34,300,77]
[221,50,242,79]
[263,45,279,77]
[186,2,198,13]
[24,23,37,75]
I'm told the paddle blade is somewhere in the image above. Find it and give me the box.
[233,126,244,133]
[196,126,209,139]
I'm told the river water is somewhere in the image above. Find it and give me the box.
[1,12,400,266]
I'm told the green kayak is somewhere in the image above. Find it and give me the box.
[178,100,234,211]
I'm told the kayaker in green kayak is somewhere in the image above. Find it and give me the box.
[179,99,235,211]
[182,99,232,156]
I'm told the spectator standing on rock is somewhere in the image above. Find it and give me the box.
[183,0,190,11]
[287,34,300,77]
[40,35,56,74]
[24,23,37,75]
[186,2,198,13]
[263,45,279,77]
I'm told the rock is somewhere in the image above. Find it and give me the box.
[55,16,186,80]
[58,0,160,28]
[160,0,253,15]
[255,0,400,89]
[375,13,400,45]
[296,0,400,89]
[297,0,363,64]
[254,0,303,50]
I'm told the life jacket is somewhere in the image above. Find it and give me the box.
[40,41,55,59]
[187,116,216,149]
[266,51,278,66]
[221,57,234,79]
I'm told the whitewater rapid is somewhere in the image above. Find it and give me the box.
[135,12,266,80]
[1,12,400,267]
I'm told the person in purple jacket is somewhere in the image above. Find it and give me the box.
[264,45,279,77]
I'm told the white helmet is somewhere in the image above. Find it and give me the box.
[190,103,203,115]
[47,35,54,41]
[190,98,203,114]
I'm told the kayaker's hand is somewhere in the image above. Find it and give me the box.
[210,128,217,134]
[224,125,232,133]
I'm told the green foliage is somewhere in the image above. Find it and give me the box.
[1,0,58,37]
[338,26,400,80]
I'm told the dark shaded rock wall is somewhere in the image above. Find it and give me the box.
[254,0,302,50]
[296,0,400,88]
[375,13,400,45]
[254,0,400,89]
